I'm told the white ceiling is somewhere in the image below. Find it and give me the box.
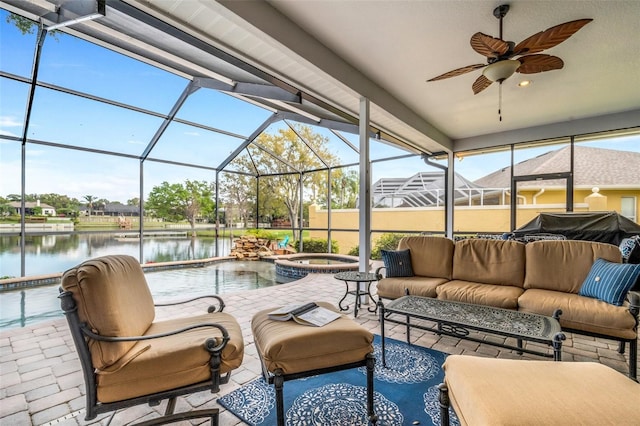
[208,0,640,153]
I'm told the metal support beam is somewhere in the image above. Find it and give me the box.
[43,0,105,31]
[141,80,199,160]
[358,97,371,272]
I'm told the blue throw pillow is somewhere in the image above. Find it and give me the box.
[578,258,640,306]
[381,249,414,278]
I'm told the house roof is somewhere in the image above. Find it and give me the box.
[474,146,640,189]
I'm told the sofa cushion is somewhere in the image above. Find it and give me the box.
[376,276,447,299]
[397,236,454,279]
[452,239,526,287]
[436,280,524,309]
[518,288,637,339]
[524,240,623,293]
[96,312,244,403]
[61,255,156,370]
[381,249,414,277]
[578,258,640,306]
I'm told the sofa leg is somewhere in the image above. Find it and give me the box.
[629,339,637,382]
[618,341,626,354]
[438,383,450,426]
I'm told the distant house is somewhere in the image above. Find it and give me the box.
[102,203,140,217]
[9,200,56,216]
[473,146,640,221]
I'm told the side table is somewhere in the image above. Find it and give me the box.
[334,271,379,317]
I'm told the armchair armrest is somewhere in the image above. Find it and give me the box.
[375,266,386,280]
[155,294,226,313]
[628,291,639,319]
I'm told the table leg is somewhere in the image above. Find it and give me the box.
[354,282,360,317]
[366,281,378,313]
[379,302,387,368]
[553,332,566,361]
[338,280,350,311]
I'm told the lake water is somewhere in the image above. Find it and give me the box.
[0,260,278,330]
[0,233,234,277]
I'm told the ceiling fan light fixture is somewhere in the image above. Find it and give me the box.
[482,59,520,82]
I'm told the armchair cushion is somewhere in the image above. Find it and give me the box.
[61,255,155,370]
[96,312,244,402]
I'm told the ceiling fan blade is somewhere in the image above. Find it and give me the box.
[517,54,564,74]
[427,64,486,81]
[472,75,493,94]
[470,32,510,58]
[513,19,593,55]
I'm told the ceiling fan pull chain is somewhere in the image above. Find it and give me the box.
[498,82,503,122]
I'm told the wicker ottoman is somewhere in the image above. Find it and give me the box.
[439,355,640,425]
[252,302,376,426]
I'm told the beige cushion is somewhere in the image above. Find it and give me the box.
[524,240,622,293]
[61,255,155,370]
[437,280,524,309]
[376,276,448,299]
[518,288,637,339]
[96,312,244,402]
[398,236,454,279]
[453,239,526,287]
[443,355,640,425]
[252,302,373,375]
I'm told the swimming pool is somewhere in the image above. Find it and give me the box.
[0,261,278,330]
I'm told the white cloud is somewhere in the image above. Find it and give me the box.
[0,116,22,127]
[184,131,200,137]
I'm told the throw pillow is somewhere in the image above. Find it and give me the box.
[381,249,414,278]
[619,236,640,264]
[578,258,640,306]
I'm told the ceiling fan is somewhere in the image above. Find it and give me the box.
[427,4,592,97]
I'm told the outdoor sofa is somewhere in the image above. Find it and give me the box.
[376,236,640,379]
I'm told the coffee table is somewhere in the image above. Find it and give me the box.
[379,295,565,367]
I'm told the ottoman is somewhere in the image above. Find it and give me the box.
[439,355,640,425]
[252,301,376,426]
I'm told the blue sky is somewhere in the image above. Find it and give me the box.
[1,8,638,204]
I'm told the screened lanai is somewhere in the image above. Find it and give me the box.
[1,0,640,280]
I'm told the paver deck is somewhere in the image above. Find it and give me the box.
[1,272,637,425]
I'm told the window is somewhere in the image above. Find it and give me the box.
[621,197,637,222]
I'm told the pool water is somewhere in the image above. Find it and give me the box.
[0,261,278,330]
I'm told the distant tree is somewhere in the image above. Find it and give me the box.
[6,13,61,39]
[224,125,338,234]
[127,197,140,206]
[83,195,96,215]
[220,172,255,228]
[145,180,215,236]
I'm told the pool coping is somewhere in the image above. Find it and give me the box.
[0,256,236,292]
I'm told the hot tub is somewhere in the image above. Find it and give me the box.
[275,253,360,283]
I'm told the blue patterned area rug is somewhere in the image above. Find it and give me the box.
[218,335,460,426]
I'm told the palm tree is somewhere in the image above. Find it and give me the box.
[83,195,96,216]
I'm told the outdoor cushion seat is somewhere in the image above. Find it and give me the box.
[96,313,244,402]
[436,280,524,309]
[252,301,373,374]
[439,355,640,425]
[252,301,376,426]
[517,288,637,339]
[376,276,447,299]
[60,254,244,424]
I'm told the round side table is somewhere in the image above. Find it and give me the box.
[334,271,379,317]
